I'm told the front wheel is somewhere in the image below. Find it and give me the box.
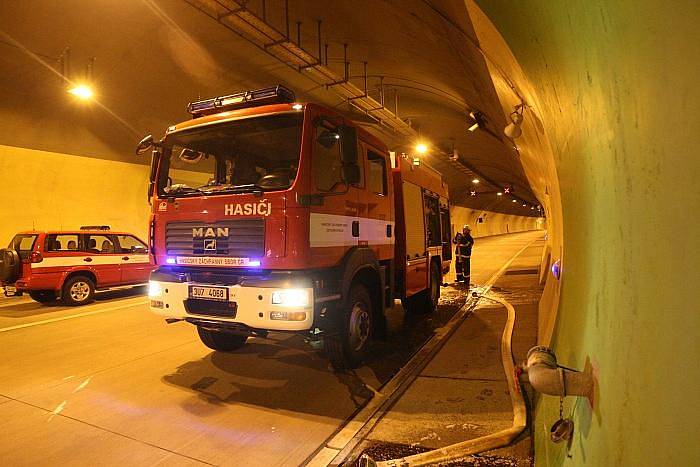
[29,290,57,304]
[62,276,95,306]
[325,283,373,370]
[197,327,248,351]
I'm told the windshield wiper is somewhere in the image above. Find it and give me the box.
[200,184,265,195]
[164,185,206,196]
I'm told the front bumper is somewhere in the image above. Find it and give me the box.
[148,271,314,332]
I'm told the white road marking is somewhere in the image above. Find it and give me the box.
[0,299,148,333]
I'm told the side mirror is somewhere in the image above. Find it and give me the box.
[342,165,361,185]
[178,148,203,164]
[339,125,358,165]
[136,135,154,155]
[339,125,360,184]
[316,130,340,149]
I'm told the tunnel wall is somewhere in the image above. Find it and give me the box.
[472,1,699,466]
[0,144,151,244]
[449,205,543,238]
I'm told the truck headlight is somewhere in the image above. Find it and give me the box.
[148,281,162,297]
[271,289,310,307]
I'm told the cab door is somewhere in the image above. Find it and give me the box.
[308,116,362,267]
[359,144,393,261]
[80,233,121,286]
[115,234,151,284]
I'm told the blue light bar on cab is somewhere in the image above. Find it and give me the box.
[187,85,296,117]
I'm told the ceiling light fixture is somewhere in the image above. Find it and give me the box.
[504,104,526,139]
[415,143,428,154]
[68,84,94,100]
[497,192,503,196]
[472,178,479,184]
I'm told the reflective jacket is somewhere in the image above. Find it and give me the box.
[453,232,474,259]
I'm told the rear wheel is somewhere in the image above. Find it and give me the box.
[325,283,373,370]
[29,290,57,304]
[197,326,248,351]
[61,276,95,306]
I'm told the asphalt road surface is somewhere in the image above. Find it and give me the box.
[0,231,543,466]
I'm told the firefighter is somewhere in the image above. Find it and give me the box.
[453,224,474,284]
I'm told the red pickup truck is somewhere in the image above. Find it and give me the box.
[0,226,154,305]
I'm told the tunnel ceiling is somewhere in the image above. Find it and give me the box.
[0,0,540,215]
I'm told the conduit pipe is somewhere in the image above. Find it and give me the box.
[522,346,594,402]
[362,293,526,466]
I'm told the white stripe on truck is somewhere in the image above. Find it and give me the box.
[310,213,395,247]
[31,254,150,269]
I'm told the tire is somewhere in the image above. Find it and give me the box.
[427,260,441,312]
[325,283,373,370]
[61,275,95,306]
[0,248,21,283]
[402,261,441,315]
[29,290,57,304]
[197,326,248,351]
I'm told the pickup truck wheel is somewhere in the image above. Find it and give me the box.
[325,283,373,370]
[61,276,95,306]
[29,290,57,304]
[197,327,248,351]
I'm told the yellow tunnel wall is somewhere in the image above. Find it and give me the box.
[449,205,543,238]
[0,144,151,244]
[474,1,699,466]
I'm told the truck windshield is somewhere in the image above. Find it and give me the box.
[9,234,37,260]
[158,112,303,197]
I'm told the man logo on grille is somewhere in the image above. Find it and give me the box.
[192,227,229,238]
[204,239,217,251]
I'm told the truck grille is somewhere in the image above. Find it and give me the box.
[166,219,264,257]
[184,299,238,317]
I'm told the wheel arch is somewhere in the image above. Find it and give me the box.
[62,269,97,291]
[339,247,385,321]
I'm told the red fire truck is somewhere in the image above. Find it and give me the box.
[139,86,451,368]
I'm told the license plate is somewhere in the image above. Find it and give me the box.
[188,285,229,301]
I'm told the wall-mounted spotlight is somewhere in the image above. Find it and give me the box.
[497,192,503,196]
[467,110,486,132]
[504,104,526,139]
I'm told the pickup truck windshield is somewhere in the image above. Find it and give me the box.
[158,113,303,197]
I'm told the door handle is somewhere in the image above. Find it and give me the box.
[83,257,93,262]
[352,220,360,237]
[122,256,130,261]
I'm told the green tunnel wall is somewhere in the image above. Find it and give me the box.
[474,1,699,465]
